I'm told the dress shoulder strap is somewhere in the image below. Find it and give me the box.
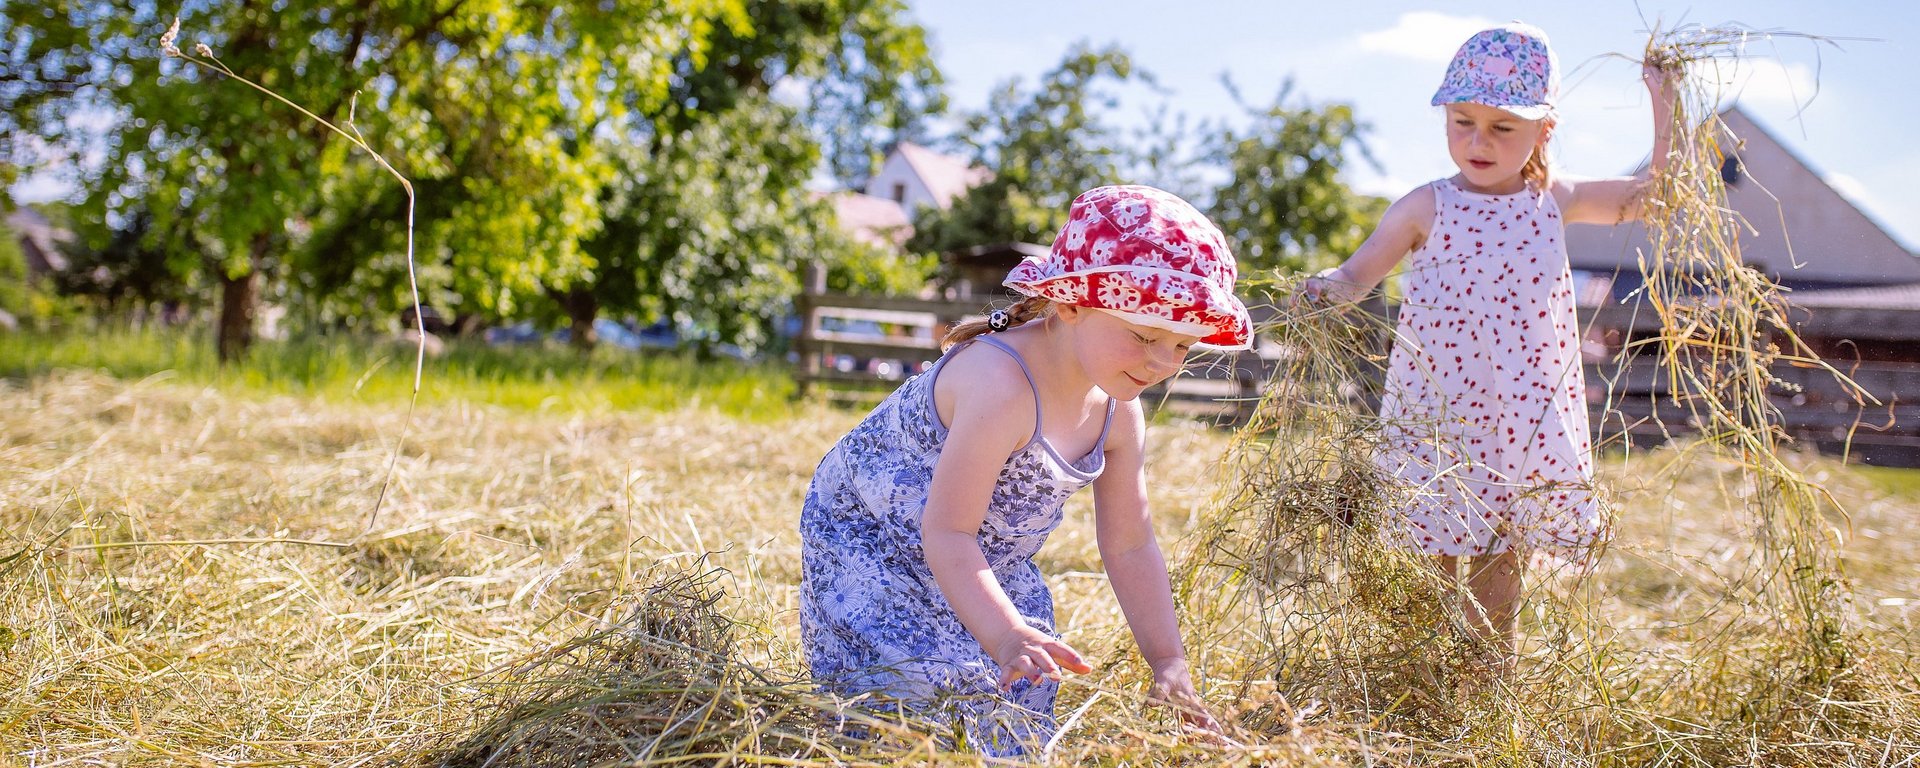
[971,336,1046,442]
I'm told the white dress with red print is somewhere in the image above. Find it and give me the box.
[1377,178,1603,557]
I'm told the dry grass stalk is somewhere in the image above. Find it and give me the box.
[160,16,424,539]
[1634,24,1866,671]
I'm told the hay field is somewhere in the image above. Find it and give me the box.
[3,368,1919,765]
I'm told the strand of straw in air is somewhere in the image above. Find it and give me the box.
[158,17,419,546]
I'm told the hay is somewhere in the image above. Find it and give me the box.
[420,561,945,767]
[1633,24,1868,670]
[6,18,1919,767]
[0,371,1301,765]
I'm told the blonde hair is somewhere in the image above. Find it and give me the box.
[1522,118,1555,191]
[942,295,1052,350]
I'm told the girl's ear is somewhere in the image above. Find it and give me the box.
[1536,119,1556,148]
[1054,303,1086,324]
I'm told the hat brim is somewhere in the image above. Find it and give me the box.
[1432,95,1555,122]
[1005,269,1253,351]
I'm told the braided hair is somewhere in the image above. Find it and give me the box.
[941,295,1053,350]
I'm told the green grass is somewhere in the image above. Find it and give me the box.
[0,328,797,420]
[1857,464,1920,498]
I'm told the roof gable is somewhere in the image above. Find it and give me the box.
[892,142,990,209]
[825,191,913,247]
[5,206,71,273]
[1565,105,1920,285]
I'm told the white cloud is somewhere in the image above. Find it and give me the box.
[1694,59,1819,111]
[1826,172,1885,215]
[1355,12,1500,63]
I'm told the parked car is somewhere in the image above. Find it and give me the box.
[483,321,545,346]
[550,318,679,351]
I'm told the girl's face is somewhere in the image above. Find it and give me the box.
[1061,306,1200,401]
[1445,103,1549,194]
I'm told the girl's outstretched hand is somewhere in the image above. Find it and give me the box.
[991,626,1091,690]
[1642,55,1680,107]
[1147,657,1222,734]
[1296,266,1350,310]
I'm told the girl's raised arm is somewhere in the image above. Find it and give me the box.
[1558,58,1680,225]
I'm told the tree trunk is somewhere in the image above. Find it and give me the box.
[560,286,597,355]
[215,235,269,364]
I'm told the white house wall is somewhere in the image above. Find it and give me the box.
[864,153,942,222]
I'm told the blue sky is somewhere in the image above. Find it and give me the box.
[907,0,1920,250]
[13,2,1915,252]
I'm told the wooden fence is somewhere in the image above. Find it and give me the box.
[794,281,1920,465]
[793,276,1274,420]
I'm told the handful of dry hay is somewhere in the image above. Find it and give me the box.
[422,562,938,767]
[1177,291,1508,740]
[1634,23,1865,669]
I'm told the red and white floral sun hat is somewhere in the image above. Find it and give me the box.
[1003,185,1252,350]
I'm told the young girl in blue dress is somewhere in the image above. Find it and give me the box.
[799,185,1249,756]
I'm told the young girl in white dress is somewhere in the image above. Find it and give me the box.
[1305,22,1676,652]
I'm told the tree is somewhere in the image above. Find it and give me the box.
[1,1,770,360]
[537,0,942,353]
[576,94,823,353]
[906,44,1139,256]
[789,1,947,189]
[1207,78,1388,275]
[51,207,195,316]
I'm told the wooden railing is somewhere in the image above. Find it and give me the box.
[792,277,1918,463]
[791,289,977,399]
[793,269,1282,420]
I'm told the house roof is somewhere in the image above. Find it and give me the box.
[1564,105,1920,285]
[1784,281,1920,310]
[945,241,1048,267]
[894,142,991,210]
[826,191,912,247]
[6,206,70,272]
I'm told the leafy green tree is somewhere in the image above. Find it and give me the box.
[574,94,822,353]
[51,207,195,315]
[907,44,1138,256]
[2,1,839,359]
[763,0,946,190]
[540,0,943,353]
[1207,78,1388,275]
[0,217,27,322]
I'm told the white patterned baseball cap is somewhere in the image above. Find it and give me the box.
[1431,22,1559,121]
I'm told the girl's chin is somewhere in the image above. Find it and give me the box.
[1099,382,1147,401]
[1459,171,1523,192]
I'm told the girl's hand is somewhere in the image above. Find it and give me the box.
[1641,56,1679,107]
[1297,267,1344,308]
[991,626,1091,690]
[1147,657,1221,734]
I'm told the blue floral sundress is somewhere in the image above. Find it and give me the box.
[798,335,1116,757]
